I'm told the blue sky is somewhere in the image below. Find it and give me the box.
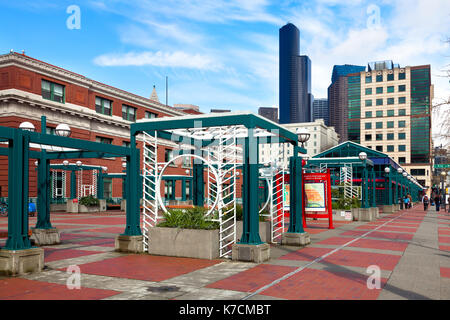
[0,0,449,141]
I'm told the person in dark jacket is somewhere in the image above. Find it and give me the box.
[422,194,429,211]
[435,194,441,211]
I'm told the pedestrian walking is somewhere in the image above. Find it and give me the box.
[403,195,410,210]
[407,194,412,208]
[435,194,441,211]
[422,194,429,211]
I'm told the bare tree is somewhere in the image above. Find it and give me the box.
[432,38,450,149]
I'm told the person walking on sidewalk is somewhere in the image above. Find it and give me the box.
[407,194,412,208]
[434,194,441,211]
[403,195,410,210]
[422,194,429,211]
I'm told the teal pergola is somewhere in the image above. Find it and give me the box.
[130,112,307,245]
[310,141,425,208]
[0,116,134,251]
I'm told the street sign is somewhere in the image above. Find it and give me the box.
[434,164,450,168]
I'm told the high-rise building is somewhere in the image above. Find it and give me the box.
[299,55,312,123]
[210,108,231,113]
[312,98,329,126]
[346,60,433,187]
[279,23,312,124]
[258,107,278,123]
[331,64,367,84]
[328,64,365,142]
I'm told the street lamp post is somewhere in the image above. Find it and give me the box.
[441,171,447,211]
[297,128,310,149]
[384,167,392,206]
[359,152,368,209]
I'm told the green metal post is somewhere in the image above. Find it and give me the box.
[362,162,369,209]
[387,167,393,205]
[371,167,376,207]
[5,130,32,250]
[392,172,397,205]
[122,135,141,236]
[239,132,262,245]
[181,179,186,201]
[70,169,77,199]
[41,116,46,134]
[36,151,53,229]
[193,163,204,206]
[287,146,305,233]
[97,170,104,199]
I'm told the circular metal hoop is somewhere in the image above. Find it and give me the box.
[259,176,272,214]
[155,153,221,216]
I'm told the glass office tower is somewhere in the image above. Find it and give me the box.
[279,23,300,124]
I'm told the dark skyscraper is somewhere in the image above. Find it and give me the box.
[258,107,278,123]
[328,64,365,142]
[279,23,312,124]
[312,98,329,126]
[299,55,312,122]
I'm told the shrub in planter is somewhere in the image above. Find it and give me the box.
[157,206,219,230]
[79,195,100,207]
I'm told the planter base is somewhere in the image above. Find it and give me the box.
[359,208,376,221]
[232,243,270,263]
[147,227,219,260]
[281,232,311,246]
[31,228,61,245]
[382,204,396,214]
[0,247,44,276]
[371,207,380,218]
[66,201,78,213]
[115,235,143,253]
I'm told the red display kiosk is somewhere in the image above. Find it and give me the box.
[302,169,334,229]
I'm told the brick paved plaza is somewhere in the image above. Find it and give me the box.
[0,204,449,300]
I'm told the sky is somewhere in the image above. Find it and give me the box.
[0,0,449,144]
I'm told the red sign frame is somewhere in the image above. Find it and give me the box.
[302,169,334,229]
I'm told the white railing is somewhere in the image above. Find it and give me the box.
[142,131,159,252]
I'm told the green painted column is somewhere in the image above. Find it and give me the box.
[387,167,393,205]
[122,175,127,200]
[5,130,32,250]
[70,169,77,199]
[97,170,104,199]
[392,171,397,206]
[370,167,376,207]
[239,132,263,245]
[287,147,305,233]
[36,152,53,229]
[192,163,204,206]
[181,179,186,201]
[362,164,369,209]
[122,135,142,236]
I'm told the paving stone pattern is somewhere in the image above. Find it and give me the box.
[0,205,449,300]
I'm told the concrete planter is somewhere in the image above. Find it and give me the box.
[352,208,360,221]
[332,209,353,221]
[78,204,100,213]
[50,203,66,212]
[148,227,219,260]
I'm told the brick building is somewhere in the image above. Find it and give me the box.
[0,52,208,203]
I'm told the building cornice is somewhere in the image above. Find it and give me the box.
[0,89,179,148]
[0,53,186,117]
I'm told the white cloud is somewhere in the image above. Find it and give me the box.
[93,51,222,71]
